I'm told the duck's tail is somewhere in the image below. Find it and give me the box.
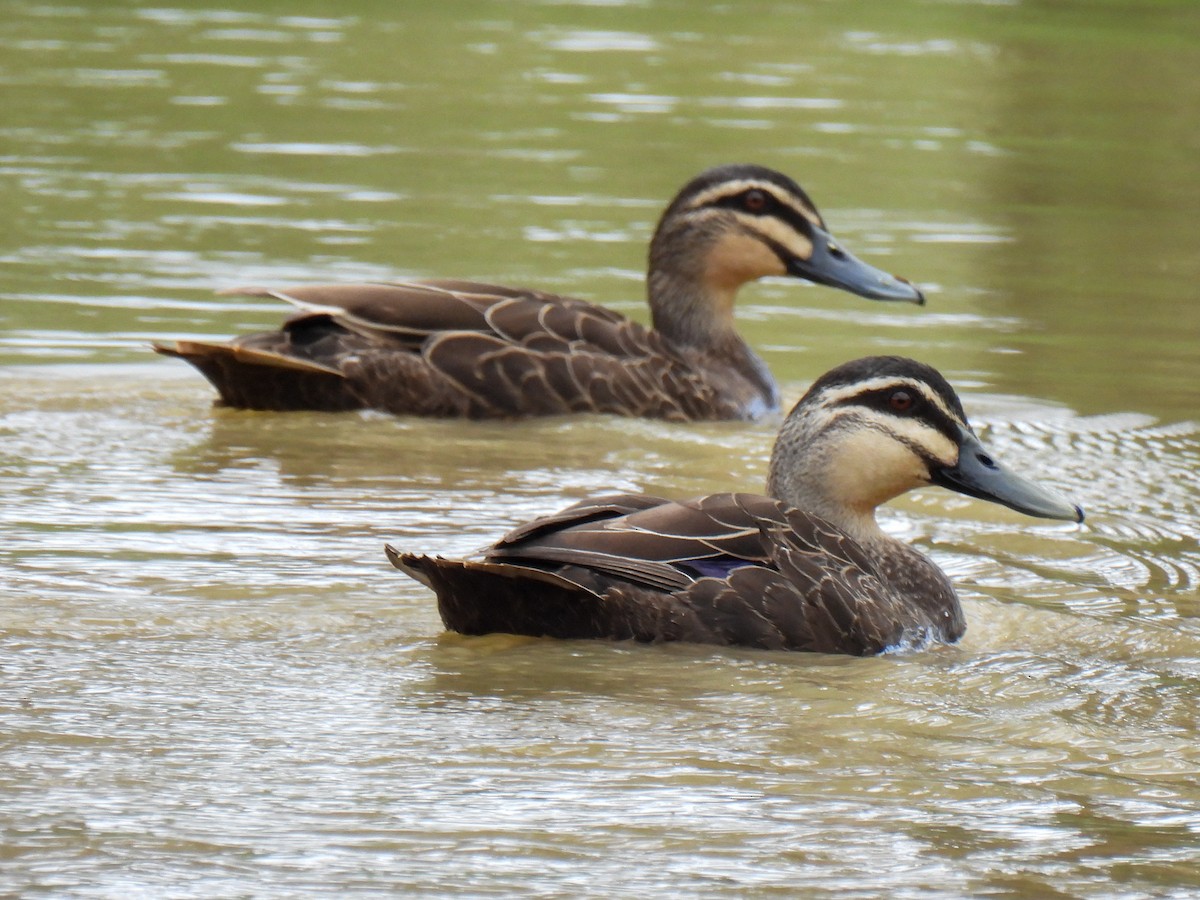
[385,546,614,639]
[153,339,360,411]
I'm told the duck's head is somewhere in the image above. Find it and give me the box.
[767,356,1084,543]
[647,164,924,342]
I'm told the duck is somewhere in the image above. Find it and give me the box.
[388,356,1083,655]
[153,164,924,421]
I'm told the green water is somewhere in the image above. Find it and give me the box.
[2,1,1199,897]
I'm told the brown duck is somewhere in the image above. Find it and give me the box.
[154,164,924,421]
[389,356,1084,655]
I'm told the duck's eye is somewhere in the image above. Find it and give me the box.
[742,189,769,213]
[889,390,914,413]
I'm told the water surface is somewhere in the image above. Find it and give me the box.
[2,1,1199,897]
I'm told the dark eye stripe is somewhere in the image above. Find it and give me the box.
[834,386,962,446]
[710,187,817,236]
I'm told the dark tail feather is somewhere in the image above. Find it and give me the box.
[386,547,628,640]
[154,340,361,411]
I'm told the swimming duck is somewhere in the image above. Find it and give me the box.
[389,356,1083,655]
[154,164,923,421]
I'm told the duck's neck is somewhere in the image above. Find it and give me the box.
[646,266,737,347]
[646,268,779,413]
[767,439,888,545]
[647,220,744,347]
[792,487,892,551]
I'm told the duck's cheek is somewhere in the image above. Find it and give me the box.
[704,231,790,291]
[826,433,933,509]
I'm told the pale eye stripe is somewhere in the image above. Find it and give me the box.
[732,215,815,257]
[873,415,958,461]
[824,407,959,464]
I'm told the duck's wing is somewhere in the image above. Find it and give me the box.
[410,284,729,419]
[488,492,787,590]
[224,280,582,346]
[495,493,680,546]
[492,492,901,652]
[672,508,906,654]
[391,492,905,654]
[156,280,738,419]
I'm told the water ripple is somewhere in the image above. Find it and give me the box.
[930,413,1200,624]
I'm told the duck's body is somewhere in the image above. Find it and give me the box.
[164,279,778,420]
[391,356,1083,655]
[392,491,963,655]
[155,165,924,421]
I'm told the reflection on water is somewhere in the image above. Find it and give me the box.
[2,1,1199,897]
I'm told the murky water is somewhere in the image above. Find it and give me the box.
[2,2,1199,897]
